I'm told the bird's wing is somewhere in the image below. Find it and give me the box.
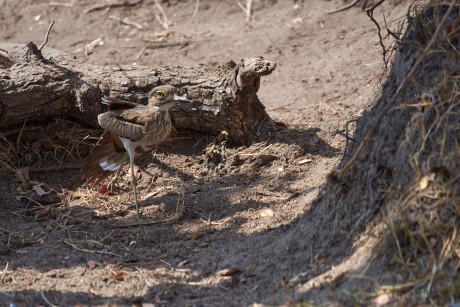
[101,96,145,111]
[98,110,145,141]
[81,131,127,184]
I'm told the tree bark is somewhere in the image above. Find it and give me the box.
[0,42,276,145]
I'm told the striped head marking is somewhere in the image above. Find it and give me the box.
[148,85,191,111]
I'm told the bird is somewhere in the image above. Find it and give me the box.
[81,85,191,220]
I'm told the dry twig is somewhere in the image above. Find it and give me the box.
[39,20,55,51]
[153,0,169,30]
[84,0,143,15]
[327,0,360,14]
[365,1,387,67]
[109,16,144,30]
[64,240,121,257]
[40,291,58,307]
[191,0,200,21]
[235,0,252,22]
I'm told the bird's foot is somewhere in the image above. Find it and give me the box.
[134,201,141,221]
[106,180,119,193]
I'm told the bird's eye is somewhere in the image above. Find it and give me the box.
[155,91,165,99]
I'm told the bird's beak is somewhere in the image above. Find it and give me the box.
[173,94,192,104]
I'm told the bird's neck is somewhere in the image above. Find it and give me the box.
[152,105,174,112]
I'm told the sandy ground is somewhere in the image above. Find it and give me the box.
[0,0,409,305]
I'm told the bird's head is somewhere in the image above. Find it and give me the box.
[148,85,191,111]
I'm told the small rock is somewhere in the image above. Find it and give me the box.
[216,265,242,276]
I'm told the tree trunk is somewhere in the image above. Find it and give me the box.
[0,42,277,145]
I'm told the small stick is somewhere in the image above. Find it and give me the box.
[47,2,72,7]
[191,0,200,21]
[26,2,73,9]
[41,291,58,307]
[0,262,10,283]
[39,20,55,51]
[235,0,252,21]
[108,16,143,30]
[28,163,83,173]
[83,0,143,15]
[11,202,65,214]
[63,240,121,257]
[365,0,387,65]
[135,46,147,61]
[153,0,169,30]
[327,0,360,14]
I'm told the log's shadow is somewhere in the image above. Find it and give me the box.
[128,125,341,188]
[268,126,341,158]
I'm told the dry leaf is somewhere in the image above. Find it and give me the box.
[419,175,432,190]
[33,184,50,196]
[35,208,51,219]
[374,293,391,306]
[112,271,126,281]
[98,184,107,194]
[87,260,97,270]
[260,208,274,218]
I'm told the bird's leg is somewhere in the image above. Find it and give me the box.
[106,153,129,192]
[129,156,140,220]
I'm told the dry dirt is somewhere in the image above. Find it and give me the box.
[0,0,410,306]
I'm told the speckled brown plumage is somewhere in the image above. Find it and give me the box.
[81,85,191,219]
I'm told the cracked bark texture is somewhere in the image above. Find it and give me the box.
[0,42,277,144]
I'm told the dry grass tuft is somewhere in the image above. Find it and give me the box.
[0,119,99,194]
[382,73,460,301]
[0,119,98,169]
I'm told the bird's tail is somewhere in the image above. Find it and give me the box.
[81,131,127,185]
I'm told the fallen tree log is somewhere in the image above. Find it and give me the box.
[0,42,277,145]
